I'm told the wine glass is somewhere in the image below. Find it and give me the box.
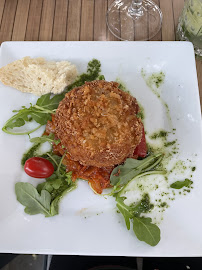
[106,0,162,41]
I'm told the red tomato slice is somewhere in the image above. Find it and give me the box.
[133,126,147,158]
[24,157,54,178]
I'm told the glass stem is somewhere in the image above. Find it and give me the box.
[128,0,143,16]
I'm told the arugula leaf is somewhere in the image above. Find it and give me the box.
[30,134,60,145]
[36,93,64,111]
[170,179,193,189]
[15,180,77,217]
[36,94,51,107]
[18,150,77,217]
[2,107,42,135]
[36,171,76,216]
[112,154,164,246]
[115,194,160,246]
[37,182,50,194]
[2,93,63,135]
[15,182,52,217]
[116,196,133,230]
[50,184,77,216]
[30,110,51,125]
[50,194,63,216]
[37,154,76,215]
[6,118,26,129]
[37,152,67,171]
[37,153,72,193]
[111,159,142,186]
[133,216,160,246]
[50,177,62,189]
[110,153,164,190]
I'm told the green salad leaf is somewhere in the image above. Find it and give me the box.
[15,182,52,217]
[2,93,64,135]
[110,153,165,194]
[35,93,63,111]
[170,179,193,189]
[115,194,159,246]
[116,196,133,230]
[9,58,165,246]
[30,133,60,145]
[107,153,165,246]
[16,152,77,217]
[133,216,160,246]
[50,185,76,216]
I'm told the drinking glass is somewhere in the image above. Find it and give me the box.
[177,0,202,57]
[106,0,163,41]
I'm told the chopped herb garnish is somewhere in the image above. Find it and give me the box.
[150,130,168,140]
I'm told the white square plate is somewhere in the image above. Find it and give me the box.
[0,41,202,256]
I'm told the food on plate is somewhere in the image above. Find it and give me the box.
[45,80,146,193]
[0,56,78,96]
[3,58,193,247]
[54,80,143,167]
[24,157,54,178]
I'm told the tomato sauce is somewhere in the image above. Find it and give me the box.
[46,119,113,194]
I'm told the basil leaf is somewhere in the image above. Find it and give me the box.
[170,179,193,189]
[133,216,160,246]
[15,183,52,217]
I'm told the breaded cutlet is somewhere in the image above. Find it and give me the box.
[54,80,143,167]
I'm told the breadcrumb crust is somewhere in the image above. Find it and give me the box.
[54,80,143,167]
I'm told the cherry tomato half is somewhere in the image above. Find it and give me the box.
[24,157,54,178]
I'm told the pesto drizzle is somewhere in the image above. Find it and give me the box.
[21,143,41,166]
[64,59,104,94]
[141,69,172,128]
